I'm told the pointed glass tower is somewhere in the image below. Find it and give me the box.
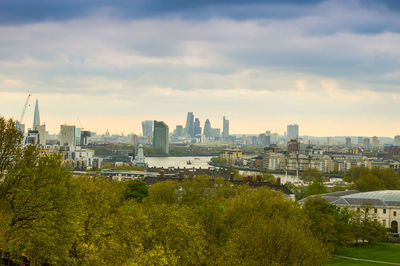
[33,99,40,127]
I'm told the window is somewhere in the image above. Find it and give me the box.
[383,220,386,226]
[374,208,378,214]
[394,211,397,217]
[383,209,387,214]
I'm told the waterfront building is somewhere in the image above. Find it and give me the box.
[221,149,243,165]
[60,125,76,147]
[185,112,194,138]
[287,124,299,140]
[153,120,169,154]
[301,190,400,234]
[142,120,153,138]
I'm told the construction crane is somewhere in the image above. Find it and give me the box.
[19,94,31,123]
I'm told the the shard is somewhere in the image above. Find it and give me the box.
[33,99,40,127]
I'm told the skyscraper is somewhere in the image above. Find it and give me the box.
[153,121,169,154]
[185,112,194,138]
[142,120,153,137]
[287,124,299,140]
[33,99,40,127]
[194,118,202,136]
[60,125,76,147]
[174,125,183,137]
[394,135,400,146]
[222,116,229,138]
[203,119,212,138]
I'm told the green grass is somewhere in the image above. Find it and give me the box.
[326,242,400,265]
[328,257,391,266]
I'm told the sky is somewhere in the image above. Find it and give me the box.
[1,0,400,136]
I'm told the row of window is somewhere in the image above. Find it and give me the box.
[356,208,397,216]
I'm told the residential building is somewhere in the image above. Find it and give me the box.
[287,124,299,140]
[60,125,76,147]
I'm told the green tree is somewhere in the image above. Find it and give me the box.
[304,176,327,197]
[123,179,149,201]
[300,168,323,183]
[146,180,180,205]
[353,173,385,192]
[0,117,78,264]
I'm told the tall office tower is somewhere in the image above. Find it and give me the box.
[60,125,76,147]
[222,116,229,138]
[142,120,153,137]
[33,99,40,127]
[203,119,212,138]
[394,135,400,146]
[185,112,194,138]
[345,137,352,146]
[33,124,46,146]
[357,136,364,145]
[81,131,91,146]
[372,136,379,147]
[175,125,183,137]
[194,118,202,136]
[153,121,169,154]
[287,124,299,140]
[363,138,370,147]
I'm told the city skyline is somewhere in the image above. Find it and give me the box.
[1,1,400,136]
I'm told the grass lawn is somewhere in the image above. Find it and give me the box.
[326,242,400,265]
[328,257,391,266]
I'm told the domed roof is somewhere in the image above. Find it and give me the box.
[344,190,400,202]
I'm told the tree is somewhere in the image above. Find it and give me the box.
[304,176,327,197]
[353,173,385,192]
[0,117,80,264]
[123,179,149,201]
[146,180,180,205]
[300,168,323,183]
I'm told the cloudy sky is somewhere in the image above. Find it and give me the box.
[1,0,400,136]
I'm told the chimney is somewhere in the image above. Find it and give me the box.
[242,176,246,184]
[256,175,262,182]
[230,172,235,181]
[160,170,165,178]
[276,177,281,185]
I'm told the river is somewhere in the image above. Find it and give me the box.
[146,156,212,169]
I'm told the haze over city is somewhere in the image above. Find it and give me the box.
[1,0,400,136]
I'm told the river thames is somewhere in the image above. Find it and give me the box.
[145,156,308,184]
